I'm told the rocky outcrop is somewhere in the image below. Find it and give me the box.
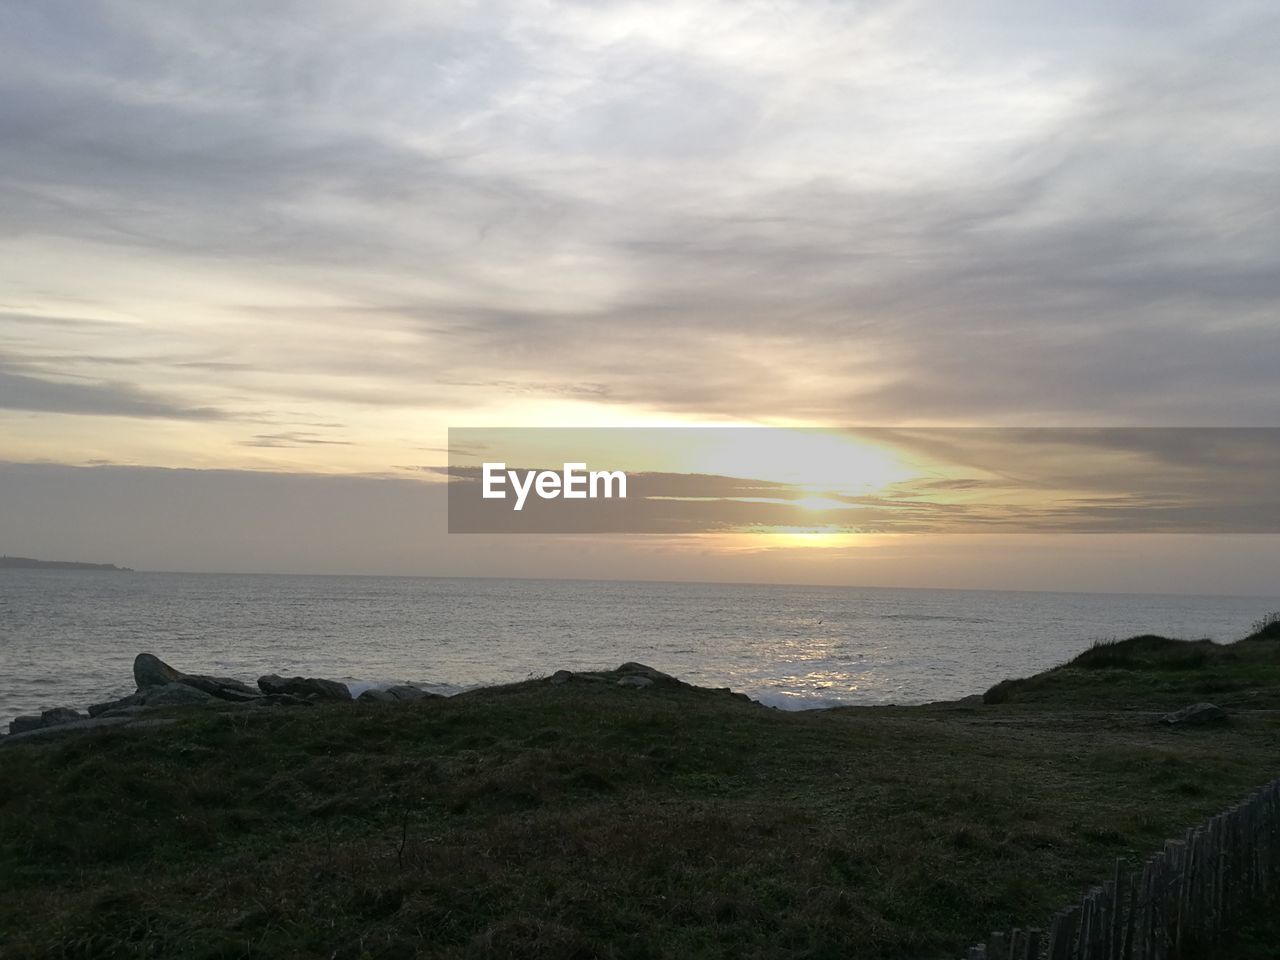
[6,706,88,737]
[41,706,85,725]
[8,707,89,736]
[385,684,436,702]
[5,653,741,747]
[133,653,184,689]
[546,662,702,693]
[552,665,686,686]
[615,662,678,684]
[9,715,44,735]
[88,694,142,717]
[2,716,176,746]
[140,683,216,706]
[357,684,438,703]
[570,662,750,702]
[174,675,262,701]
[133,653,264,703]
[3,653,444,745]
[258,675,351,701]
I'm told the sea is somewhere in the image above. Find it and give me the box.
[2,571,1278,726]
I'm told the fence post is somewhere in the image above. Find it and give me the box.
[957,777,1280,960]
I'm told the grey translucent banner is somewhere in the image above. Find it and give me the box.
[446,427,1280,534]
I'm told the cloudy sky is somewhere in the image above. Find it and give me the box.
[2,1,1278,588]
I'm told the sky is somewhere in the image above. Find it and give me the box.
[1,1,1279,590]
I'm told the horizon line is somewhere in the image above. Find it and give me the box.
[13,566,1280,603]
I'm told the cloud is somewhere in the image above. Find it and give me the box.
[439,427,1280,533]
[0,310,122,329]
[0,361,224,420]
[0,0,1278,452]
[239,431,353,448]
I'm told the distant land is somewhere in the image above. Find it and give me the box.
[0,556,133,572]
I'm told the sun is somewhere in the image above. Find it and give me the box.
[677,428,914,496]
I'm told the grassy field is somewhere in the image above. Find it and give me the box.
[984,617,1280,709]
[2,627,1279,960]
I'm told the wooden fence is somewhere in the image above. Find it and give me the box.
[959,777,1280,960]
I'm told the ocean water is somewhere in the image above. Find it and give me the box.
[2,571,1278,725]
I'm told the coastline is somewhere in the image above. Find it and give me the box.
[6,574,1279,728]
[8,617,1280,742]
[2,629,1279,957]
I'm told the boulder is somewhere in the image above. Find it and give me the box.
[385,684,436,702]
[615,662,678,684]
[134,653,262,703]
[358,684,435,703]
[41,707,86,726]
[139,682,215,707]
[177,675,262,701]
[551,665,663,685]
[1161,702,1227,727]
[98,705,151,720]
[9,715,44,735]
[134,653,184,689]
[1,716,177,746]
[88,694,142,717]
[258,675,351,701]
[6,708,86,735]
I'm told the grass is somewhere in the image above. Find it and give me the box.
[982,628,1280,709]
[2,632,1280,960]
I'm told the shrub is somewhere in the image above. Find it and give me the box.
[1249,612,1280,640]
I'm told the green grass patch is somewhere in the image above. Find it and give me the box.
[1,656,1278,959]
[984,628,1280,709]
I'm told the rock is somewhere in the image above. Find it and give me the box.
[134,652,184,689]
[135,653,263,703]
[257,675,351,701]
[1161,702,1227,727]
[41,707,86,726]
[98,705,151,720]
[6,709,85,735]
[257,675,288,696]
[615,662,677,684]
[139,682,215,707]
[1,716,177,746]
[177,675,262,701]
[357,684,435,703]
[88,694,142,717]
[550,664,672,686]
[9,715,44,735]
[385,684,436,702]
